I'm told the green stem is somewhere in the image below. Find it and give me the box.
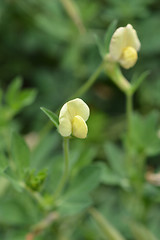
[70,61,105,99]
[53,137,69,201]
[125,92,134,176]
[20,182,49,211]
[126,92,133,136]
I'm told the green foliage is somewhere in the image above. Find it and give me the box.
[59,164,102,215]
[11,132,30,179]
[128,111,160,156]
[0,0,160,239]
[25,169,47,191]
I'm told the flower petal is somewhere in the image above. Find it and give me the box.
[67,98,90,121]
[109,26,127,60]
[109,24,140,61]
[59,117,72,137]
[125,24,141,51]
[72,115,88,139]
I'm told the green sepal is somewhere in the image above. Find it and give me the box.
[104,19,118,53]
[40,107,59,129]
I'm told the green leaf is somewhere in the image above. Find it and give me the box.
[130,222,159,240]
[40,107,59,128]
[5,76,22,105]
[59,195,92,216]
[1,172,22,192]
[66,164,101,197]
[104,142,125,176]
[0,152,8,173]
[90,208,126,240]
[131,70,150,94]
[94,34,106,58]
[129,111,160,156]
[104,20,118,53]
[11,132,30,179]
[5,76,37,113]
[59,164,102,215]
[99,162,130,189]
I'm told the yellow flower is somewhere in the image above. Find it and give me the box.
[109,24,141,69]
[59,98,90,139]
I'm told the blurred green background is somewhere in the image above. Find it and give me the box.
[1,0,160,131]
[0,0,160,239]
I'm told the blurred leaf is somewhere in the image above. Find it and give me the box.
[70,143,98,177]
[0,152,8,173]
[59,164,102,215]
[59,195,92,215]
[128,111,160,156]
[104,142,125,176]
[6,76,37,113]
[1,172,22,192]
[130,222,158,240]
[40,107,59,129]
[104,20,118,53]
[0,200,28,225]
[5,76,22,105]
[90,208,126,240]
[99,162,130,189]
[31,132,60,169]
[131,70,150,94]
[11,132,30,179]
[94,34,106,58]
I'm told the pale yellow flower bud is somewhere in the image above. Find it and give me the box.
[109,24,140,69]
[59,98,90,139]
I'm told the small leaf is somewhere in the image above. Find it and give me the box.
[131,70,150,94]
[11,132,30,179]
[99,162,130,189]
[5,76,22,105]
[104,142,125,176]
[90,208,126,240]
[94,33,106,58]
[40,107,59,128]
[104,20,118,53]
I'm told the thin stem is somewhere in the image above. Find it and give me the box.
[20,182,49,211]
[126,93,133,136]
[60,0,86,34]
[53,137,69,201]
[70,61,105,99]
[26,211,59,240]
[125,92,134,176]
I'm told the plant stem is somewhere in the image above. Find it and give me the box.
[53,137,69,201]
[70,61,105,99]
[60,0,86,34]
[20,182,48,211]
[125,92,133,173]
[126,92,133,136]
